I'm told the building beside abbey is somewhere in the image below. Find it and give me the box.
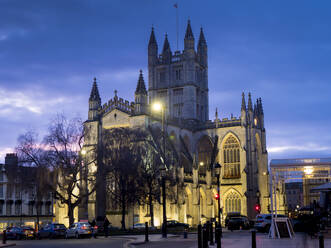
[83,20,270,227]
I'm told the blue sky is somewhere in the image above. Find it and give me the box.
[0,0,331,162]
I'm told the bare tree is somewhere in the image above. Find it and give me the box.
[102,127,145,230]
[16,115,96,226]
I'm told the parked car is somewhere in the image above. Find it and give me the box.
[65,222,93,239]
[21,226,36,239]
[6,227,25,240]
[227,216,250,230]
[132,223,146,230]
[94,216,109,235]
[254,214,287,232]
[37,223,67,239]
[131,223,157,231]
[225,212,241,227]
[166,220,189,229]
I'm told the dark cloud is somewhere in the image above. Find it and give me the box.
[1,0,331,161]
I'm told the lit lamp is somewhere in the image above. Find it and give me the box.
[304,166,313,175]
[152,102,167,238]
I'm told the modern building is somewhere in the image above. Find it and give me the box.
[285,182,303,211]
[83,20,270,227]
[270,158,331,215]
[0,153,54,231]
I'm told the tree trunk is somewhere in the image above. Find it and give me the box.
[68,203,75,226]
[149,191,154,227]
[96,122,106,218]
[121,193,126,230]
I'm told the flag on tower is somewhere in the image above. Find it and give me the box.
[174,3,178,8]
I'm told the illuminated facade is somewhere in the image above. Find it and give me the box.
[83,20,269,227]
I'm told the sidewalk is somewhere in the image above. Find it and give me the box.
[0,243,15,247]
[124,230,331,248]
[192,232,331,248]
[112,233,181,248]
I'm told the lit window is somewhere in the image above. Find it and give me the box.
[223,135,241,179]
[225,192,241,214]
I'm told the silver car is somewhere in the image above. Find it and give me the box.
[65,222,92,238]
[254,214,287,232]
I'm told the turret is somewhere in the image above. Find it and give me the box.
[247,92,253,126]
[162,34,172,63]
[184,20,195,50]
[241,92,246,126]
[148,27,158,66]
[88,78,101,121]
[253,103,258,127]
[258,98,264,129]
[134,70,148,114]
[197,27,207,67]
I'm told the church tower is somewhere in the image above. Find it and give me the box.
[88,78,101,121]
[148,20,209,122]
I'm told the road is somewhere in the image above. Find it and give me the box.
[132,239,196,248]
[4,237,132,248]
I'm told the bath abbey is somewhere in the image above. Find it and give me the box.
[82,20,269,228]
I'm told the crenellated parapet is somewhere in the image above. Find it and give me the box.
[100,94,134,115]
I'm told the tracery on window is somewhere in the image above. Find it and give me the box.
[225,191,241,213]
[223,135,240,179]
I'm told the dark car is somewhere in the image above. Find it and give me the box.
[21,226,36,239]
[6,227,25,240]
[37,223,67,239]
[225,212,241,227]
[227,216,250,231]
[166,220,189,229]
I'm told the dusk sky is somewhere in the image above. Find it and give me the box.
[1,0,330,162]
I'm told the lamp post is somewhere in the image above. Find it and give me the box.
[152,102,167,238]
[214,163,222,225]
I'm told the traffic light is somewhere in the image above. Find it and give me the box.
[255,203,261,213]
[214,193,220,200]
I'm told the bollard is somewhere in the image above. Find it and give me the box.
[209,222,214,245]
[2,230,6,244]
[145,222,149,242]
[319,233,324,248]
[198,224,202,248]
[184,227,188,239]
[206,221,210,241]
[216,226,221,248]
[203,228,209,248]
[251,230,256,248]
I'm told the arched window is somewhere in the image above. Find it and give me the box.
[225,191,241,214]
[197,136,213,175]
[223,135,240,179]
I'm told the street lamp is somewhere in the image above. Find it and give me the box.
[152,102,167,238]
[214,163,222,226]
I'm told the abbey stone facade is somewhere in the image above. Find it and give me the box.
[83,20,270,227]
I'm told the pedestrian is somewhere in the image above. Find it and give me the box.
[104,216,110,237]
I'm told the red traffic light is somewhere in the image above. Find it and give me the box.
[214,193,220,200]
[255,204,261,213]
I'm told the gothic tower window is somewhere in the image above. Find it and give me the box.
[225,191,241,214]
[175,69,182,81]
[223,135,240,179]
